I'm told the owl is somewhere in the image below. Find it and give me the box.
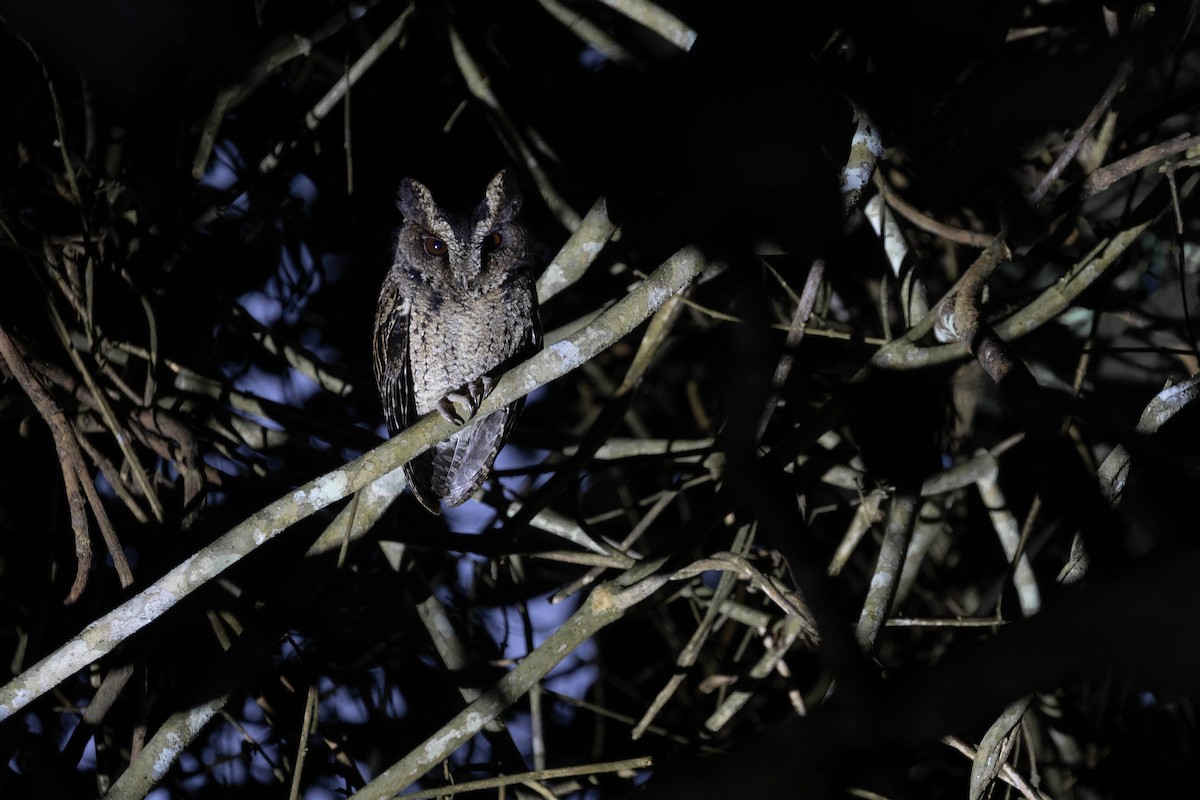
[372,170,542,513]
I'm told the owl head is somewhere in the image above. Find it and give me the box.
[394,170,528,295]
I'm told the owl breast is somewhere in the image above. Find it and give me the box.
[407,280,535,415]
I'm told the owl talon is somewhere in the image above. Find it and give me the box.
[466,375,494,409]
[436,396,465,425]
[439,376,494,424]
[439,375,496,425]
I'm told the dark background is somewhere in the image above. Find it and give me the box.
[2,1,1199,797]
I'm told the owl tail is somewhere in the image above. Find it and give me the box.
[404,408,511,512]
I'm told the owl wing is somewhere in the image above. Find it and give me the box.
[373,279,444,512]
[372,276,412,435]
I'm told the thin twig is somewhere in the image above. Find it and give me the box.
[1029,56,1134,204]
[0,325,94,601]
[11,28,83,206]
[944,734,1048,800]
[256,6,413,175]
[192,0,386,178]
[854,490,919,654]
[756,259,825,441]
[446,19,581,229]
[593,0,696,50]
[876,176,998,248]
[1082,133,1200,197]
[535,0,634,65]
[287,685,319,800]
[398,757,653,800]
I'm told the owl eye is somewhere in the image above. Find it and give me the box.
[482,231,503,255]
[422,235,447,257]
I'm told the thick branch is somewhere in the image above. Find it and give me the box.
[0,246,705,722]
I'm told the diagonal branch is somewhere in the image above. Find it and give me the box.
[0,246,706,723]
[0,325,134,601]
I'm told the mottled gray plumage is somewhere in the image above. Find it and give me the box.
[372,170,541,513]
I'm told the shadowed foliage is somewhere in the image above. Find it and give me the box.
[2,2,1200,798]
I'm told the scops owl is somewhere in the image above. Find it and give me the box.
[372,170,542,513]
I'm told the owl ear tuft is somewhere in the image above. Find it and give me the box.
[482,170,522,223]
[397,178,436,223]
